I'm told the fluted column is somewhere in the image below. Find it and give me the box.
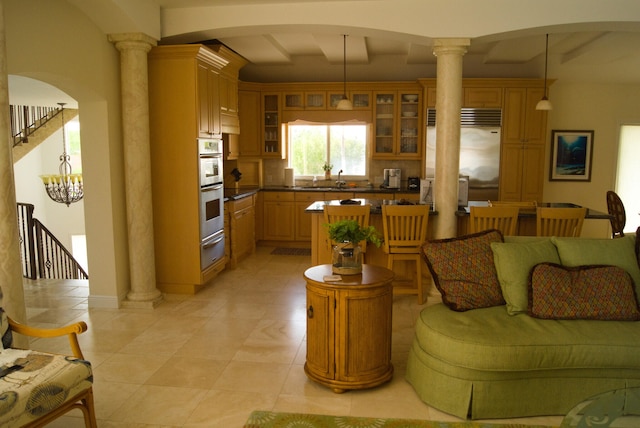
[0,2,28,339]
[432,39,470,239]
[109,33,162,308]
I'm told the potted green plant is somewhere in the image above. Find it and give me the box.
[322,162,333,180]
[325,219,382,274]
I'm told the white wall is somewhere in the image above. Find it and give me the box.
[545,82,640,238]
[6,0,129,307]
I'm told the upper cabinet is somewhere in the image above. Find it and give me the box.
[238,90,262,157]
[499,87,548,202]
[209,44,248,135]
[262,93,284,158]
[463,87,503,108]
[373,90,422,159]
[197,61,222,138]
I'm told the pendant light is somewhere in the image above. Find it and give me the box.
[336,34,353,111]
[41,103,84,207]
[536,33,552,111]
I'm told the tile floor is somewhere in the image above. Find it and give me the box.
[22,246,564,427]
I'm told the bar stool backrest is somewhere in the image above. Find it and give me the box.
[469,205,520,236]
[381,205,430,253]
[536,207,587,237]
[606,190,626,238]
[323,204,371,252]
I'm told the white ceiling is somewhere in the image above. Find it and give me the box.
[9,0,640,106]
[152,1,640,85]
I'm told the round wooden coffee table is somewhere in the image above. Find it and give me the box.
[303,264,394,393]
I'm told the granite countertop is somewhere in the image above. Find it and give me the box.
[224,186,260,201]
[305,198,436,215]
[456,200,611,219]
[261,186,418,194]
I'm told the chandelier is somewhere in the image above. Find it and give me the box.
[41,103,83,206]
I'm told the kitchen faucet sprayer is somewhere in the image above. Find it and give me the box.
[336,170,345,189]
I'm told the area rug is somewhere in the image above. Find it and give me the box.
[270,247,311,256]
[243,410,558,428]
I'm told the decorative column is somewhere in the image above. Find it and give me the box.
[0,2,28,340]
[432,38,470,239]
[108,33,162,308]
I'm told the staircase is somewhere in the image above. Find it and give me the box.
[17,202,88,280]
[10,105,79,163]
[12,105,87,280]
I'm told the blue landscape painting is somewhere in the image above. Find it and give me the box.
[555,134,588,175]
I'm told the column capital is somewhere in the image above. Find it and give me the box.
[108,32,157,53]
[432,38,471,57]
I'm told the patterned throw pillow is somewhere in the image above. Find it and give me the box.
[421,229,505,311]
[529,263,640,321]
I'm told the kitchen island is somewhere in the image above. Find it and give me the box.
[305,198,437,270]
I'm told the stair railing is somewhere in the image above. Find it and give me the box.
[16,203,88,280]
[10,105,61,147]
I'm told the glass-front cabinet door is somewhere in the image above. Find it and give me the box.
[329,91,371,110]
[262,93,282,157]
[373,92,395,156]
[373,91,422,159]
[398,92,421,157]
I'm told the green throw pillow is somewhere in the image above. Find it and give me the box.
[552,235,640,296]
[491,239,560,315]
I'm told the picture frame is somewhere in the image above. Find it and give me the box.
[549,130,594,182]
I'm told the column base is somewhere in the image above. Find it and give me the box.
[121,293,164,309]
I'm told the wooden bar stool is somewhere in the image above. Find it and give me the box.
[469,205,520,236]
[381,204,430,304]
[536,207,587,237]
[606,190,626,238]
[324,204,371,257]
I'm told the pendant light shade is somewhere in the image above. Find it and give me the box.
[336,34,353,111]
[536,33,552,111]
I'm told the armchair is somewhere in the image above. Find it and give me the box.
[0,306,96,427]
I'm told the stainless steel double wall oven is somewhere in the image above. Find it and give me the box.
[198,138,225,270]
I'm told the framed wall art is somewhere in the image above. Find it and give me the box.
[549,130,594,182]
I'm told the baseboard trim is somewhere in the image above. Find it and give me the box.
[87,295,120,309]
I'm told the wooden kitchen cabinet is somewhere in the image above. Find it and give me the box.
[211,44,247,135]
[262,191,295,241]
[294,192,319,241]
[304,264,394,393]
[197,61,222,138]
[463,87,503,107]
[262,93,284,158]
[283,91,326,110]
[227,195,256,268]
[328,91,371,110]
[238,90,262,157]
[372,91,422,159]
[148,44,239,293]
[499,87,547,202]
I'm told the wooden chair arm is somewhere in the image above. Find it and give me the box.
[7,317,88,359]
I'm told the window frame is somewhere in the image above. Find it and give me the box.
[286,121,370,180]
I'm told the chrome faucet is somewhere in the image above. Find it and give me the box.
[336,170,345,189]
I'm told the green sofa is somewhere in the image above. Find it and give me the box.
[406,231,640,419]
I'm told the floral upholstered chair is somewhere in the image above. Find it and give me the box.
[0,288,96,427]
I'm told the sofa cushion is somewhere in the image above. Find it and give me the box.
[491,239,560,315]
[413,303,640,372]
[552,235,640,296]
[528,263,640,321]
[422,229,505,311]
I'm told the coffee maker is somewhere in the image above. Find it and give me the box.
[383,168,401,189]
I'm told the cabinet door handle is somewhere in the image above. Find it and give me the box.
[307,305,314,319]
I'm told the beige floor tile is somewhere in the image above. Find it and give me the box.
[184,389,278,427]
[145,356,228,389]
[109,384,207,425]
[93,352,171,384]
[213,360,291,394]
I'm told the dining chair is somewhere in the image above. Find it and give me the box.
[606,190,626,238]
[323,204,371,255]
[381,204,430,304]
[536,207,587,237]
[469,205,520,236]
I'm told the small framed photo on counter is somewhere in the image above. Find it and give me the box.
[549,130,594,182]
